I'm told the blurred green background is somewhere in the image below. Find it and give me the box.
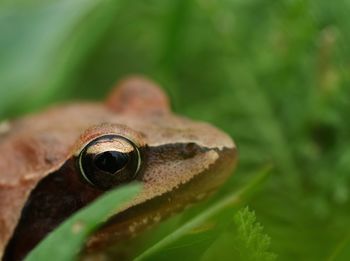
[1,0,350,260]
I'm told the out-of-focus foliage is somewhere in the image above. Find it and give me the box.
[1,0,350,260]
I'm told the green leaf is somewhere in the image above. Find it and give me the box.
[201,206,277,261]
[233,207,277,261]
[25,183,141,261]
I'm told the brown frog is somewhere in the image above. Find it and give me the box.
[0,77,237,260]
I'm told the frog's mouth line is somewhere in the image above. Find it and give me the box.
[85,146,237,255]
[3,144,236,261]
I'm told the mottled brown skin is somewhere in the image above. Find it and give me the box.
[0,77,237,260]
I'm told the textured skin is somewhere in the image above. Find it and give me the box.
[0,77,236,260]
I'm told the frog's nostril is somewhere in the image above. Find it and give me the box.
[180,142,205,159]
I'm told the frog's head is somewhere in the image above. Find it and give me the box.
[77,77,238,250]
[2,77,237,260]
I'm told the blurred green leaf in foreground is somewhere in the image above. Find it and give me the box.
[26,183,140,261]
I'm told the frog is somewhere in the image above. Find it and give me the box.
[0,76,237,261]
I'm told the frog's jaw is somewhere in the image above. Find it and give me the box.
[84,146,237,255]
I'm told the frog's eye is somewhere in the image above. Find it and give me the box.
[78,135,141,190]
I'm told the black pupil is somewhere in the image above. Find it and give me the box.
[94,151,129,174]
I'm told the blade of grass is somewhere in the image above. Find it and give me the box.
[134,165,272,261]
[25,183,141,261]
